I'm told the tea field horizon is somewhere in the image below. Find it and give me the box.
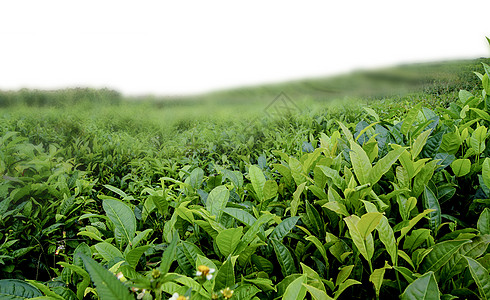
[0,57,490,299]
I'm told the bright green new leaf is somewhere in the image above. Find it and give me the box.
[401,271,440,300]
[398,209,434,243]
[205,185,229,221]
[411,129,432,160]
[305,235,329,267]
[357,212,383,240]
[376,216,398,265]
[464,256,490,300]
[450,159,471,177]
[368,147,405,185]
[249,165,266,201]
[291,182,306,217]
[401,104,422,136]
[283,274,307,300]
[349,141,372,185]
[478,208,490,235]
[303,283,334,300]
[470,125,487,154]
[334,279,361,299]
[370,262,392,299]
[263,180,278,200]
[483,159,490,194]
[216,227,243,257]
[336,265,354,287]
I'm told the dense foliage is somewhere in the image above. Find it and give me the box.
[0,59,489,299]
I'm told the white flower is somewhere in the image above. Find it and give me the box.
[169,293,189,300]
[137,289,147,300]
[196,265,215,280]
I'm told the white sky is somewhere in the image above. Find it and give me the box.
[0,1,489,96]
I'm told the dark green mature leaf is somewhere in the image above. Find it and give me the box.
[270,216,300,241]
[420,240,471,273]
[401,271,440,300]
[423,186,441,236]
[464,256,490,300]
[440,234,490,283]
[0,279,42,299]
[102,199,136,247]
[214,256,234,292]
[79,254,133,300]
[272,239,296,277]
[160,232,179,274]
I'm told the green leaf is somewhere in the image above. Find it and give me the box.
[242,213,273,245]
[344,215,372,263]
[357,212,383,240]
[272,238,297,277]
[223,208,257,227]
[464,256,490,300]
[411,129,432,160]
[270,216,300,241]
[291,182,306,217]
[368,147,405,185]
[24,281,64,300]
[422,186,441,236]
[376,216,398,265]
[334,279,361,299]
[214,256,234,292]
[441,235,490,283]
[401,271,440,300]
[289,157,306,186]
[94,242,124,263]
[401,104,422,136]
[263,180,278,200]
[305,235,329,267]
[349,141,372,185]
[58,262,90,300]
[216,227,243,257]
[403,229,430,253]
[303,284,334,300]
[336,265,354,286]
[283,274,307,300]
[370,262,392,299]
[470,125,487,154]
[0,279,42,299]
[420,239,471,273]
[479,208,490,235]
[232,284,261,300]
[450,159,471,177]
[125,245,150,269]
[398,209,434,243]
[205,185,230,221]
[102,199,136,247]
[79,254,133,300]
[249,165,266,201]
[483,159,490,192]
[160,232,179,274]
